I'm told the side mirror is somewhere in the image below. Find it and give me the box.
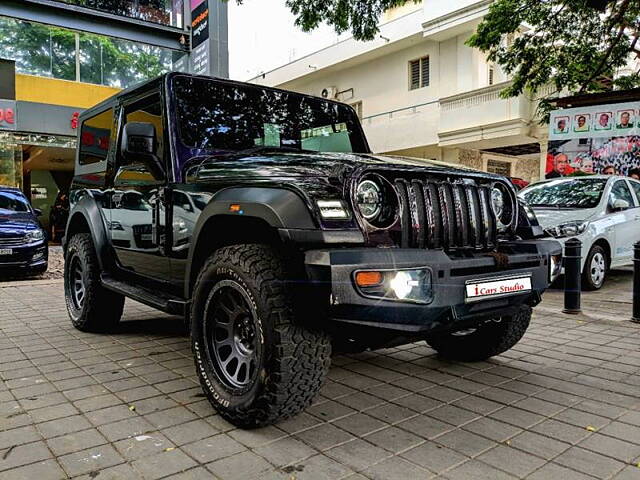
[121,122,165,180]
[33,208,42,216]
[612,199,630,211]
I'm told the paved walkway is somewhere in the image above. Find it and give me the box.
[0,272,639,479]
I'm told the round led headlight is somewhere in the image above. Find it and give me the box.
[356,179,383,220]
[490,182,514,229]
[491,187,505,219]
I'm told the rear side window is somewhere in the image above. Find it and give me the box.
[630,180,640,204]
[79,108,114,165]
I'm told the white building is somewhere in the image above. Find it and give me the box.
[250,0,550,182]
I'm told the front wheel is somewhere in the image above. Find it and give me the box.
[425,306,532,362]
[582,245,607,291]
[190,244,331,428]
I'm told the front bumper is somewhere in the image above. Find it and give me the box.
[0,242,48,272]
[305,239,562,333]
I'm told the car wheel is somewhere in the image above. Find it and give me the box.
[425,306,531,361]
[190,244,331,428]
[582,245,607,291]
[64,233,125,332]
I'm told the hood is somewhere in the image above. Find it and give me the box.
[0,212,38,234]
[531,207,599,229]
[189,152,498,182]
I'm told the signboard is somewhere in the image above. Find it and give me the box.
[190,0,210,75]
[0,99,16,131]
[547,102,640,178]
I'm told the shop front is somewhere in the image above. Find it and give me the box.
[0,59,120,238]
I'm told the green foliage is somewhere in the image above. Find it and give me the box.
[467,0,640,119]
[280,0,422,40]
[0,17,172,88]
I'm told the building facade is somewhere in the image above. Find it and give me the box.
[250,0,548,183]
[0,0,228,233]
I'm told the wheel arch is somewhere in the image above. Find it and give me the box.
[184,187,317,298]
[63,196,111,269]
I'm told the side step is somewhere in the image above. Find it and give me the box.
[101,275,188,315]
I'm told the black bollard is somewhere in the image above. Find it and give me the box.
[633,241,640,323]
[563,238,582,314]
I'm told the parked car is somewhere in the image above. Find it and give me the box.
[519,175,640,289]
[0,186,48,275]
[63,73,561,428]
[49,191,69,243]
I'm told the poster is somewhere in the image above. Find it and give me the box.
[190,0,210,75]
[547,102,640,179]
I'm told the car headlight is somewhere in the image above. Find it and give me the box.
[25,229,45,243]
[550,254,562,282]
[107,220,125,231]
[546,221,589,238]
[490,182,515,229]
[356,179,383,220]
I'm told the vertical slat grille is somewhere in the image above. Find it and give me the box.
[394,178,497,252]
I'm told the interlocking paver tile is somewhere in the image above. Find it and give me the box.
[131,448,197,479]
[554,446,626,478]
[206,450,273,479]
[2,274,640,479]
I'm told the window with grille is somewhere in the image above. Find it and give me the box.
[486,159,512,176]
[488,64,495,85]
[409,56,429,90]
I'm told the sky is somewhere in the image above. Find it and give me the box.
[227,0,341,81]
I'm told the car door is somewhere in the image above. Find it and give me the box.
[607,179,637,265]
[110,92,170,280]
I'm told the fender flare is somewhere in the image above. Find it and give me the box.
[184,187,317,296]
[64,194,111,269]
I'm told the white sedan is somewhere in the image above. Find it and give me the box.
[519,175,640,290]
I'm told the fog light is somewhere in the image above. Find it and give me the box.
[354,268,432,304]
[550,254,562,282]
[32,251,45,261]
[389,271,418,299]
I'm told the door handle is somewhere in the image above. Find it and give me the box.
[635,215,640,220]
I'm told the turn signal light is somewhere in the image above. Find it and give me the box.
[355,271,383,287]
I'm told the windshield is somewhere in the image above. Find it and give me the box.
[0,191,30,213]
[173,76,368,154]
[520,178,607,208]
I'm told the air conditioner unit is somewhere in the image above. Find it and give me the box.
[321,86,339,99]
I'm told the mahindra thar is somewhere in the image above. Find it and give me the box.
[64,73,561,428]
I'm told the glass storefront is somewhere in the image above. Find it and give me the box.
[0,132,23,188]
[0,17,181,88]
[50,0,185,28]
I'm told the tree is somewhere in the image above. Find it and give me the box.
[285,0,640,116]
[468,0,640,116]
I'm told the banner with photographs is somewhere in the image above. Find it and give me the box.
[547,102,640,179]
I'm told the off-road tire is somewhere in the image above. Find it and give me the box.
[191,244,331,428]
[64,233,124,332]
[581,244,607,291]
[425,306,532,361]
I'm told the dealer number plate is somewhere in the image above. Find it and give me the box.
[465,275,532,303]
[0,248,12,255]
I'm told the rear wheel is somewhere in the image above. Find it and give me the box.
[582,245,607,291]
[191,244,331,428]
[64,233,124,332]
[425,306,531,361]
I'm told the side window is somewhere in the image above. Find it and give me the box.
[630,180,640,205]
[609,180,634,209]
[120,95,165,165]
[80,108,114,165]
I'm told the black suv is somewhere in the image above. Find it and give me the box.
[0,186,48,275]
[64,73,561,428]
